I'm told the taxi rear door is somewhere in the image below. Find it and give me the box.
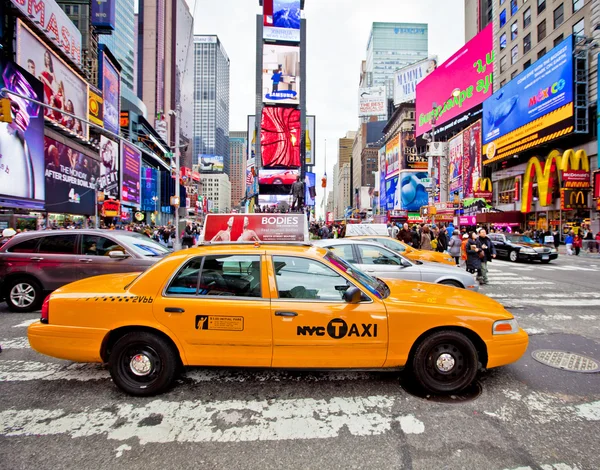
[267,254,388,368]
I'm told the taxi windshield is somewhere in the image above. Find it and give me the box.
[324,251,389,299]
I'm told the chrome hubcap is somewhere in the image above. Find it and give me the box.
[130,354,152,376]
[10,283,36,308]
[436,353,456,372]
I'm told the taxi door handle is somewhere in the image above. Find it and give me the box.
[165,307,185,313]
[275,311,298,317]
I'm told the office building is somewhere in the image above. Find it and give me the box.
[338,131,356,167]
[351,122,385,195]
[193,35,231,176]
[99,0,135,90]
[229,132,248,210]
[465,0,493,41]
[200,173,232,214]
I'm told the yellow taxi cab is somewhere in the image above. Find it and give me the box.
[28,243,528,396]
[347,235,456,266]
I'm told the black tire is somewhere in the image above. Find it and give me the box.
[509,250,519,262]
[439,280,463,288]
[108,331,179,396]
[5,277,43,312]
[411,330,478,394]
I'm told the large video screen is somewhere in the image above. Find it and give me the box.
[197,155,224,173]
[462,121,482,198]
[305,172,316,206]
[100,49,121,136]
[99,136,119,198]
[0,60,45,210]
[262,44,300,105]
[263,0,301,42]
[121,142,141,207]
[258,169,299,186]
[261,107,301,168]
[416,23,493,136]
[399,171,429,211]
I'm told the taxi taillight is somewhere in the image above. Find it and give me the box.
[40,295,50,324]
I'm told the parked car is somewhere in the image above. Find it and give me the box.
[313,239,478,291]
[488,233,558,263]
[346,235,456,265]
[28,242,527,396]
[0,229,170,312]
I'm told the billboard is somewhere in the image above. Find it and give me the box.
[198,155,224,173]
[258,194,292,209]
[261,107,301,168]
[99,49,121,136]
[379,147,387,209]
[401,130,426,170]
[16,21,88,139]
[416,23,493,136]
[394,57,438,105]
[10,0,82,65]
[305,172,316,206]
[483,36,574,163]
[203,213,307,243]
[385,134,400,179]
[359,86,386,117]
[262,44,300,104]
[141,167,158,212]
[121,142,141,207]
[258,169,299,185]
[91,0,116,31]
[0,60,45,210]
[384,175,399,211]
[306,115,315,166]
[448,133,463,196]
[247,115,256,166]
[88,88,104,127]
[246,167,259,198]
[44,136,100,215]
[399,171,430,211]
[462,120,482,198]
[263,0,301,43]
[98,136,119,198]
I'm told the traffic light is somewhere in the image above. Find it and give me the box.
[0,98,12,124]
[321,177,327,188]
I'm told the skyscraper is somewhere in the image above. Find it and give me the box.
[229,132,248,210]
[99,0,135,90]
[193,35,230,176]
[464,0,493,42]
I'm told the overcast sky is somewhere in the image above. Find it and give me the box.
[191,0,465,214]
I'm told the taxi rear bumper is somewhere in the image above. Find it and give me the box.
[28,321,108,363]
[485,328,529,369]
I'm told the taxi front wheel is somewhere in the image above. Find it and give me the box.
[109,332,178,396]
[411,330,478,394]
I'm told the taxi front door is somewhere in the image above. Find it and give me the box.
[267,255,388,368]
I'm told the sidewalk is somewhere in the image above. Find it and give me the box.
[556,245,600,258]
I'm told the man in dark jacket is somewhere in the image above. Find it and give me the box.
[476,228,496,284]
[436,227,448,252]
[290,176,304,211]
[411,225,420,249]
[398,223,412,245]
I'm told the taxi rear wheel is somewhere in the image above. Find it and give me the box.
[411,330,478,394]
[109,332,178,396]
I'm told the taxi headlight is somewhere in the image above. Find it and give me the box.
[493,319,519,335]
[520,247,536,254]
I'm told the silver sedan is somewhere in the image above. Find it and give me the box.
[313,239,479,291]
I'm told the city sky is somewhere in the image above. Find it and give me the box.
[191,0,466,215]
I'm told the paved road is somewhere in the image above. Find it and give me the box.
[1,255,599,470]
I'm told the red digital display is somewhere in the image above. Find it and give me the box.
[260,107,301,168]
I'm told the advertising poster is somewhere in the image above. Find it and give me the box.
[401,130,426,170]
[91,0,116,31]
[0,60,45,210]
[399,171,430,211]
[262,44,300,104]
[379,147,387,209]
[258,169,299,185]
[359,86,387,117]
[416,23,493,136]
[263,0,301,43]
[88,87,104,127]
[385,134,400,178]
[247,115,256,166]
[198,155,224,173]
[305,115,315,166]
[98,136,119,198]
[121,142,141,207]
[448,133,463,195]
[100,50,121,136]
[462,121,482,198]
[44,136,99,215]
[258,194,292,210]
[16,21,88,139]
[305,172,316,207]
[203,213,307,242]
[483,36,574,162]
[261,107,301,168]
[394,57,438,105]
[141,167,158,212]
[385,175,399,211]
[246,166,258,198]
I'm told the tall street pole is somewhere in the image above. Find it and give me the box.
[172,107,182,251]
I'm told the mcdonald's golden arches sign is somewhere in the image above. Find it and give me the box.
[473,178,493,201]
[560,189,588,210]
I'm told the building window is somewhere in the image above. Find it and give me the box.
[523,7,531,28]
[511,70,518,79]
[500,9,507,27]
[523,59,531,70]
[538,0,546,13]
[573,0,584,12]
[511,45,519,64]
[500,0,505,4]
[500,33,507,49]
[553,4,564,29]
[72,5,78,14]
[64,5,70,14]
[538,19,547,41]
[554,34,564,47]
[500,79,507,87]
[498,177,517,204]
[524,33,532,53]
[511,21,518,40]
[511,0,518,15]
[500,55,508,72]
[573,19,584,38]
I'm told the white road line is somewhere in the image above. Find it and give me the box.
[502,299,600,307]
[0,338,30,349]
[0,395,425,443]
[11,319,38,328]
[488,292,600,299]
[492,281,555,285]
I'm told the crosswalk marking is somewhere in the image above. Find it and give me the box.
[0,337,30,349]
[12,319,38,328]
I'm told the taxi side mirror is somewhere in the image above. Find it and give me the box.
[343,286,362,304]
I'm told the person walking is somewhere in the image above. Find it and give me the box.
[391,223,400,240]
[565,231,574,255]
[584,229,594,253]
[460,233,469,269]
[398,223,412,245]
[411,225,421,249]
[466,232,482,281]
[436,227,448,253]
[574,233,583,256]
[476,228,496,285]
[182,222,194,249]
[420,225,432,251]
[448,230,462,265]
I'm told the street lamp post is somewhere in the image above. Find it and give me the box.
[152,196,159,225]
[169,108,182,251]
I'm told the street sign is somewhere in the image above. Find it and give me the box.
[170,196,180,207]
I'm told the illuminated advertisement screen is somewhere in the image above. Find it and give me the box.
[0,60,45,210]
[384,175,399,211]
[448,133,463,196]
[198,155,224,173]
[99,136,119,198]
[89,87,104,127]
[416,23,493,136]
[141,167,158,212]
[262,44,300,105]
[258,194,292,210]
[385,134,400,179]
[100,49,121,136]
[261,107,301,168]
[247,115,256,166]
[16,21,88,139]
[399,171,429,211]
[462,121,482,198]
[305,172,316,207]
[121,142,141,207]
[263,0,301,43]
[483,36,574,164]
[379,146,387,209]
[305,115,315,166]
[401,130,426,170]
[258,169,299,186]
[44,136,100,215]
